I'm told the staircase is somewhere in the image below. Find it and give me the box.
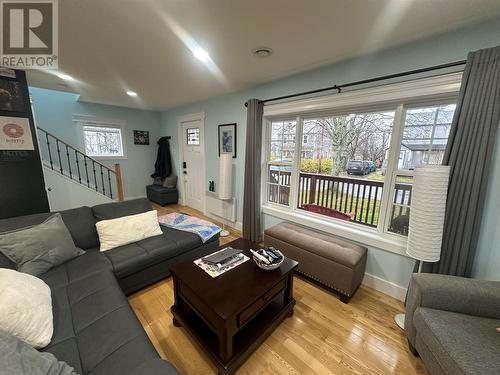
[37,127,124,202]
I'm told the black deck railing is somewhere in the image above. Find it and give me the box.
[37,127,123,200]
[269,170,412,229]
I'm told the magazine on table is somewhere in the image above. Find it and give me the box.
[194,247,249,278]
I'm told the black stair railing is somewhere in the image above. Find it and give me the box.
[37,127,124,201]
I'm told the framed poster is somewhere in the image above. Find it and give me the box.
[0,116,34,150]
[133,130,149,145]
[218,123,236,158]
[0,68,16,79]
[0,78,25,113]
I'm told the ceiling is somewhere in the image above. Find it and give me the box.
[27,0,500,111]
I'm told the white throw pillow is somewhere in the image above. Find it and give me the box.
[0,269,53,349]
[96,210,163,252]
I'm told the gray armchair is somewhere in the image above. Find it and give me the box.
[405,273,500,375]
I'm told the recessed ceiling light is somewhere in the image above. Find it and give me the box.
[252,47,273,58]
[193,47,209,62]
[126,90,138,97]
[57,73,74,81]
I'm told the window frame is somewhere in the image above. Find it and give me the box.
[265,117,299,207]
[75,116,128,160]
[261,73,462,255]
[382,102,457,236]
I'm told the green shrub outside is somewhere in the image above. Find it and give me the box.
[300,159,333,174]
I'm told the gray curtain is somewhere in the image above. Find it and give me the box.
[243,99,264,242]
[430,46,500,276]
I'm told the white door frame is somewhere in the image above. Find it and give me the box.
[176,111,206,214]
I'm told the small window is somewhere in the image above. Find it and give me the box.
[187,128,200,145]
[82,125,125,158]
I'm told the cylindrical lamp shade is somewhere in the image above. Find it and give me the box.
[218,154,233,200]
[406,165,450,262]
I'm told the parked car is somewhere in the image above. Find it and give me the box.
[347,160,369,175]
[366,161,376,172]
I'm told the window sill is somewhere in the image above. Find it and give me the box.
[90,155,128,161]
[262,204,408,256]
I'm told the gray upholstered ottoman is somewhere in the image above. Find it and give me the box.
[146,184,178,206]
[264,222,367,303]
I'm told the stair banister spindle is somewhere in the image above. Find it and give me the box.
[45,132,53,170]
[92,160,98,192]
[83,156,90,187]
[100,165,106,196]
[75,149,81,183]
[107,169,113,199]
[56,139,63,174]
[65,145,72,178]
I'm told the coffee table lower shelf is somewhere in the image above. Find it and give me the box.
[171,293,295,375]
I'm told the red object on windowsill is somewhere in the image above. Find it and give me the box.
[301,204,355,221]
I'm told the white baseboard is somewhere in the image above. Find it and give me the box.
[362,273,407,301]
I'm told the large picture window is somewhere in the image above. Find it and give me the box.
[262,75,460,246]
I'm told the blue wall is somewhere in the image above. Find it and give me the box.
[162,18,500,287]
[30,87,162,199]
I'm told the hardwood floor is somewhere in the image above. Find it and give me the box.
[128,203,428,375]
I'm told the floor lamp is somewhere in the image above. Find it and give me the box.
[394,165,450,329]
[218,154,233,237]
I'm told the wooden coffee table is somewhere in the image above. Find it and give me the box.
[170,238,298,375]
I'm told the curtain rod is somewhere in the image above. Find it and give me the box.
[244,59,467,107]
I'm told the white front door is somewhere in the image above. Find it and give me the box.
[180,119,204,212]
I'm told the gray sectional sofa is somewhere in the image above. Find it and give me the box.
[405,273,500,375]
[0,198,219,375]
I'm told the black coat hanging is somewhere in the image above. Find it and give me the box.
[151,136,172,179]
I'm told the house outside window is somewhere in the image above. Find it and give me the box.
[75,116,127,159]
[262,73,462,254]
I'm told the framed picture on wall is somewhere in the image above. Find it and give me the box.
[133,130,149,145]
[218,123,236,158]
[0,78,25,113]
[0,116,34,150]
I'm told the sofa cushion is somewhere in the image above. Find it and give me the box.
[414,307,500,375]
[92,198,152,221]
[40,250,111,290]
[101,226,212,279]
[0,212,51,232]
[0,207,99,251]
[57,206,99,250]
[0,214,85,276]
[40,257,162,375]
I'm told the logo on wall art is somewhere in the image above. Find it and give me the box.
[0,0,58,69]
[3,122,24,138]
[0,116,33,150]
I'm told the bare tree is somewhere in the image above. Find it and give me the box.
[304,112,394,175]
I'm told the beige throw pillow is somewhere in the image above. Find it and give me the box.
[96,210,163,252]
